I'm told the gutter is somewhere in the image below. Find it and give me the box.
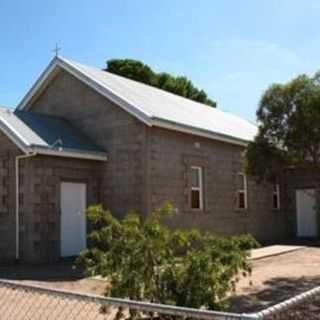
[151,117,251,147]
[32,146,108,161]
[15,152,37,261]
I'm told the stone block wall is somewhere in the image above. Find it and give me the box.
[25,68,289,246]
[29,70,148,218]
[19,156,101,263]
[0,67,300,263]
[146,127,287,243]
[0,131,21,262]
[0,127,104,263]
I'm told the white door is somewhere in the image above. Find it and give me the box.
[60,182,87,257]
[296,189,318,237]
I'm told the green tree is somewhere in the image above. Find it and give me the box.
[105,59,217,108]
[107,59,157,86]
[78,203,258,318]
[246,72,320,182]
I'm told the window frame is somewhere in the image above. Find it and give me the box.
[237,173,248,210]
[190,166,203,211]
[273,184,280,210]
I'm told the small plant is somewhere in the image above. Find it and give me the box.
[78,203,259,318]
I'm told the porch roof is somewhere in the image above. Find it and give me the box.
[0,107,107,161]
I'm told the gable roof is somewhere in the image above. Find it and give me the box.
[0,107,107,161]
[17,56,258,147]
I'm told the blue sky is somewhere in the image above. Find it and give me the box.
[1,0,320,120]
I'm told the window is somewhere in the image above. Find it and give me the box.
[273,184,280,209]
[190,166,203,210]
[237,173,247,209]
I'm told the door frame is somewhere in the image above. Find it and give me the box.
[60,181,87,257]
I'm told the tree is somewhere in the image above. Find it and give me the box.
[78,203,258,318]
[107,59,157,86]
[105,59,217,108]
[246,72,320,182]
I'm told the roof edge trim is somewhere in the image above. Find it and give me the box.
[0,120,30,153]
[0,117,107,161]
[152,117,249,147]
[17,57,153,127]
[32,146,107,161]
[17,59,58,111]
[16,56,254,146]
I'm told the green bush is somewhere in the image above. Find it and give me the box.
[78,203,259,317]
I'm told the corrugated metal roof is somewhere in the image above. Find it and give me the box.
[15,111,104,152]
[0,107,47,147]
[61,57,258,143]
[0,107,104,154]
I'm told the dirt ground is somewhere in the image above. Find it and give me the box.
[230,246,320,313]
[0,262,107,295]
[0,246,319,316]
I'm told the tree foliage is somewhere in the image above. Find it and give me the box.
[78,203,258,318]
[106,59,217,107]
[246,72,320,181]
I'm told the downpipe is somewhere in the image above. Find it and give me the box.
[15,152,37,261]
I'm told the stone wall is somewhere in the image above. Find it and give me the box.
[19,155,101,263]
[0,131,22,262]
[29,70,148,218]
[0,67,302,263]
[0,123,102,263]
[147,127,287,243]
[26,68,289,247]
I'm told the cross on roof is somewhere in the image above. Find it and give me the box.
[53,43,61,57]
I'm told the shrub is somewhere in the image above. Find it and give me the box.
[78,203,259,317]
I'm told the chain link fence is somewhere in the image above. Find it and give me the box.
[0,279,246,320]
[251,286,320,320]
[0,279,319,320]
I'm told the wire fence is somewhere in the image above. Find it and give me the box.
[0,279,247,320]
[252,286,320,320]
[0,279,319,320]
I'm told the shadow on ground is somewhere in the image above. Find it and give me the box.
[283,239,320,248]
[0,260,84,282]
[229,275,320,313]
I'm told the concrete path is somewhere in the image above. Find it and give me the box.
[250,244,304,260]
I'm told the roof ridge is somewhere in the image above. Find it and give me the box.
[60,56,217,111]
[17,56,257,146]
